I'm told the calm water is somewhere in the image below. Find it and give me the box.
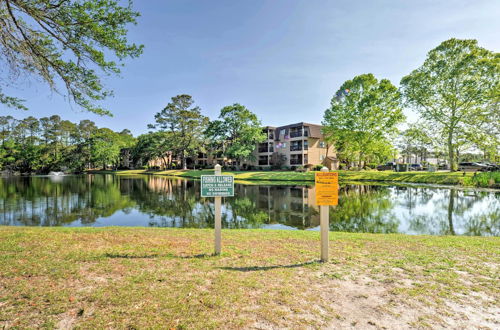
[0,174,498,236]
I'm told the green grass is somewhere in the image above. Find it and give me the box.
[90,169,477,186]
[0,227,498,328]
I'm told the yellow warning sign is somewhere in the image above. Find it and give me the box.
[315,172,339,206]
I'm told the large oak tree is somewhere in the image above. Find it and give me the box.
[400,38,499,170]
[323,74,404,168]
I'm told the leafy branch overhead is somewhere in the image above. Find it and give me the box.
[0,0,143,115]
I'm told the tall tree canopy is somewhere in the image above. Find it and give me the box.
[205,103,265,166]
[0,0,143,115]
[400,38,499,170]
[0,115,134,172]
[150,95,208,169]
[323,73,404,168]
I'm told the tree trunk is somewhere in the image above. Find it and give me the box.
[447,130,456,171]
[448,189,455,235]
[182,155,187,170]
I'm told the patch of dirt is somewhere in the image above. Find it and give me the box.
[247,269,499,329]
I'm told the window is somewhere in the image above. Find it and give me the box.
[320,155,325,161]
[303,140,308,150]
[280,129,286,136]
[319,141,326,148]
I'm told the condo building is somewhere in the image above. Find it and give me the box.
[247,122,338,169]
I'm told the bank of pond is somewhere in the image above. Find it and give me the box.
[89,169,500,188]
[0,174,498,236]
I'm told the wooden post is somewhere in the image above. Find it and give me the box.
[320,167,329,262]
[214,164,222,255]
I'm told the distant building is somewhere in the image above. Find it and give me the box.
[246,122,338,169]
[131,122,339,170]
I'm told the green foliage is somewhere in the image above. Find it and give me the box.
[0,115,135,173]
[0,0,143,114]
[400,38,499,170]
[463,172,500,188]
[323,73,404,168]
[205,103,265,164]
[132,131,174,168]
[150,95,209,169]
[398,123,435,164]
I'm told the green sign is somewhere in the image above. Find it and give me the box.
[201,175,234,197]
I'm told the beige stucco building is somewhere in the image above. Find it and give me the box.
[247,122,338,169]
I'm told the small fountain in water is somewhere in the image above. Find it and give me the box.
[48,171,65,176]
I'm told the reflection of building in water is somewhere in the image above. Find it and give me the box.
[257,185,319,229]
[145,175,187,193]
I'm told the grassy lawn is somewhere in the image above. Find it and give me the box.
[92,169,478,186]
[0,227,498,328]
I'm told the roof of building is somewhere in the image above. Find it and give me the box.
[265,122,323,139]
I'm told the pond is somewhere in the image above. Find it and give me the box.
[0,174,498,236]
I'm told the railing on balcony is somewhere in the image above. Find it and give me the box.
[290,159,302,165]
[259,146,274,153]
[290,131,302,138]
[290,145,302,151]
[258,160,268,165]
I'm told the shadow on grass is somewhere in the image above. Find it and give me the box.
[104,253,159,259]
[218,260,318,272]
[104,252,214,259]
[176,253,212,259]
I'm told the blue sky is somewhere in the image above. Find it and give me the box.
[1,0,499,135]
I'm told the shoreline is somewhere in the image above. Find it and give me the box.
[86,169,500,189]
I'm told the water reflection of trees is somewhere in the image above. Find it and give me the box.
[0,175,134,226]
[329,185,399,233]
[403,188,499,236]
[0,175,498,236]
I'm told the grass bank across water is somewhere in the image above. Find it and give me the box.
[91,169,480,186]
[0,227,498,328]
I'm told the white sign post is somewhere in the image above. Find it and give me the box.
[200,164,234,255]
[214,164,222,255]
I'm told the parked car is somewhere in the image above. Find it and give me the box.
[409,163,423,171]
[437,163,448,170]
[376,162,396,171]
[488,163,500,171]
[458,162,489,172]
[482,163,500,172]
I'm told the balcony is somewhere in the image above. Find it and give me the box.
[258,160,269,165]
[290,159,302,165]
[290,145,302,151]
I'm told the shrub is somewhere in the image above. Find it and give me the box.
[464,172,500,188]
[313,165,323,171]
